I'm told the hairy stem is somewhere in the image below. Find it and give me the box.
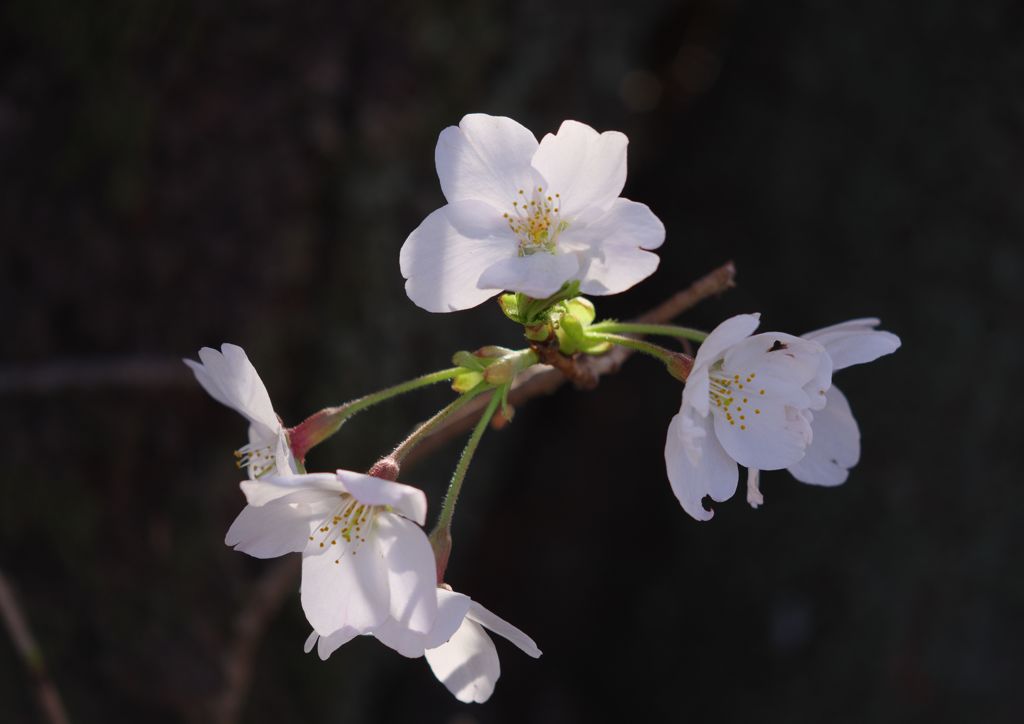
[390,385,491,464]
[432,390,502,537]
[589,321,707,342]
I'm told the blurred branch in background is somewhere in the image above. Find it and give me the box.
[0,358,188,394]
[210,260,736,724]
[0,569,71,724]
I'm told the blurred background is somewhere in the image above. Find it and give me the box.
[2,0,1022,722]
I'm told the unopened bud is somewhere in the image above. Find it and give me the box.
[367,457,400,481]
[491,404,515,429]
[665,353,695,382]
[474,345,513,359]
[524,323,551,342]
[288,405,348,461]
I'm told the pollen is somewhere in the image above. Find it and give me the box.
[505,185,567,256]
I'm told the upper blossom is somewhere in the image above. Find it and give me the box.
[184,344,297,478]
[400,114,665,312]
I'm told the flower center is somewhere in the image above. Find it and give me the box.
[309,494,380,565]
[504,186,568,256]
[234,443,276,478]
[708,368,765,431]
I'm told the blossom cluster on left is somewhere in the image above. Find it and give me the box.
[188,113,900,705]
[186,345,539,703]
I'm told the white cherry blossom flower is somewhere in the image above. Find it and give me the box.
[746,318,901,503]
[184,344,297,478]
[226,470,438,638]
[664,314,833,520]
[400,113,665,312]
[305,585,541,704]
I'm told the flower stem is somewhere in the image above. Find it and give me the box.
[390,385,491,464]
[345,367,464,416]
[431,389,503,538]
[588,321,708,342]
[585,332,680,364]
[288,367,463,459]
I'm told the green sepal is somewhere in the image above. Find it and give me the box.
[452,350,485,371]
[451,370,484,393]
[499,293,521,322]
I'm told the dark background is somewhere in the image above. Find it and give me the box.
[3,0,1022,722]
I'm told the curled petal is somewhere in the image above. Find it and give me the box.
[185,344,279,432]
[425,618,501,704]
[665,410,738,521]
[788,386,861,486]
[466,600,541,658]
[803,319,901,372]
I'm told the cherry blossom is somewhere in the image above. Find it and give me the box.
[400,114,664,312]
[664,314,832,520]
[226,470,437,637]
[184,344,296,478]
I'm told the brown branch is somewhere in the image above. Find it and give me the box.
[212,260,736,723]
[0,569,71,724]
[210,557,300,724]
[0,358,189,394]
[404,259,736,464]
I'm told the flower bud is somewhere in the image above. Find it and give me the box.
[665,352,695,382]
[367,457,400,481]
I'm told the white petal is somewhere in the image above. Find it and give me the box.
[466,600,541,658]
[788,386,861,486]
[746,468,764,508]
[692,314,761,372]
[301,532,390,635]
[436,114,539,208]
[444,199,515,240]
[424,589,473,649]
[303,630,319,654]
[225,490,330,559]
[664,410,738,521]
[337,472,427,525]
[183,357,233,408]
[314,627,359,660]
[371,617,429,658]
[425,618,500,704]
[571,200,664,296]
[240,472,342,506]
[723,333,828,406]
[803,320,901,372]
[476,252,580,298]
[376,514,438,635]
[530,120,627,216]
[189,344,280,432]
[400,207,512,313]
[712,396,813,471]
